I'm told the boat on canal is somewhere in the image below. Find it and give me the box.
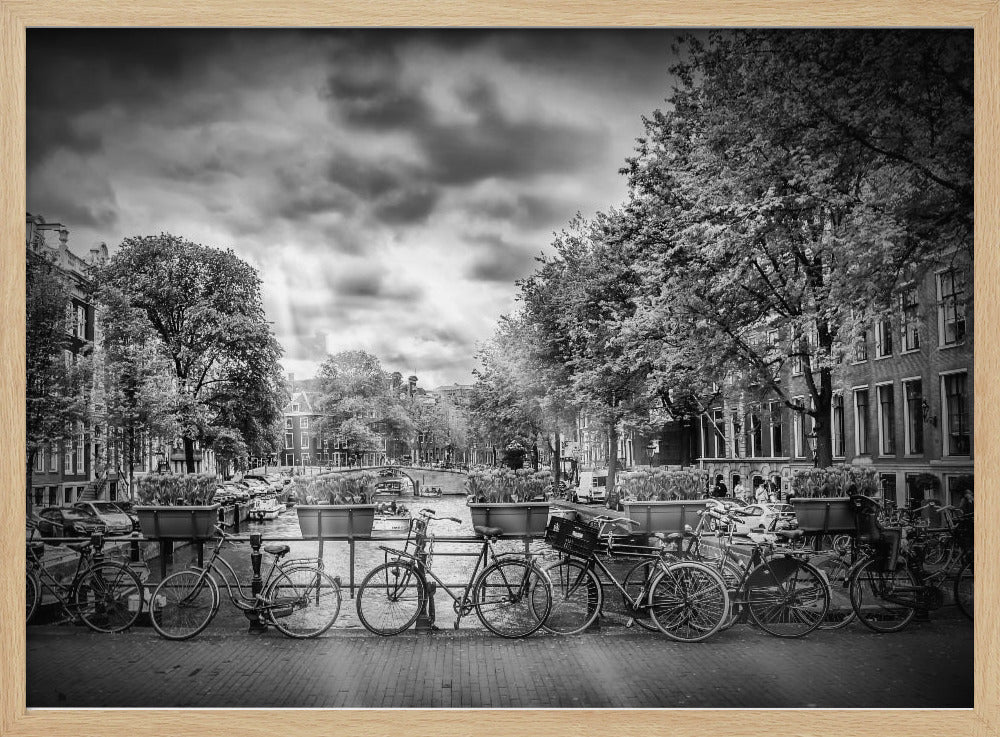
[249,494,284,521]
[373,501,411,532]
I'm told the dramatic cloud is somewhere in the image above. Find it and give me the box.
[26,29,683,387]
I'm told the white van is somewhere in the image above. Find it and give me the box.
[573,469,608,504]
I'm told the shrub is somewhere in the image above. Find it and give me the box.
[293,471,377,505]
[617,468,709,501]
[135,473,219,506]
[466,468,552,503]
[789,465,879,498]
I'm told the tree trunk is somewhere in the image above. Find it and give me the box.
[183,436,196,474]
[552,429,562,489]
[811,368,834,468]
[531,438,539,471]
[607,423,619,503]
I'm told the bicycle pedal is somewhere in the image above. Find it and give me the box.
[625,618,635,628]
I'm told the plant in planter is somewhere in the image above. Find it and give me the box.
[294,471,378,539]
[617,468,711,533]
[466,468,552,536]
[134,473,221,539]
[789,465,879,534]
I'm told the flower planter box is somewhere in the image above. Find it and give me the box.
[135,504,221,540]
[468,502,551,537]
[296,505,376,539]
[622,499,713,533]
[790,497,856,534]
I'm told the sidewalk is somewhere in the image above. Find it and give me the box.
[27,618,973,708]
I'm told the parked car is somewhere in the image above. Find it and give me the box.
[726,503,797,536]
[72,501,135,535]
[33,506,107,539]
[113,500,140,530]
[704,498,749,532]
[573,470,608,505]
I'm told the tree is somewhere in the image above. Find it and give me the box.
[25,247,89,513]
[519,211,654,493]
[97,234,286,473]
[621,30,972,467]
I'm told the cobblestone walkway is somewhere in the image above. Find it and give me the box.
[27,618,972,708]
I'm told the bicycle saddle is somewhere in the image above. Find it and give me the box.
[656,531,696,542]
[774,529,803,540]
[263,544,290,557]
[474,525,504,539]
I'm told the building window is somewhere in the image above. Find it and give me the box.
[937,269,966,346]
[879,473,897,504]
[49,448,58,472]
[732,411,743,458]
[877,384,896,455]
[64,441,73,473]
[76,423,85,474]
[284,418,292,430]
[854,324,869,362]
[900,287,920,352]
[942,372,970,455]
[713,409,726,458]
[301,417,309,430]
[301,453,310,465]
[769,402,783,457]
[747,409,762,458]
[874,319,893,358]
[854,388,870,455]
[284,433,293,449]
[903,379,924,455]
[792,399,805,458]
[832,394,845,458]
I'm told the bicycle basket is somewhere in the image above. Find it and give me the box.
[545,517,599,558]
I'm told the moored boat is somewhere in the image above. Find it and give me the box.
[249,494,284,521]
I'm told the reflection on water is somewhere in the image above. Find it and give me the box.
[243,494,541,630]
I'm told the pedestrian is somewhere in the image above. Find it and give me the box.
[711,474,728,498]
[733,477,747,503]
[959,489,974,517]
[754,482,768,504]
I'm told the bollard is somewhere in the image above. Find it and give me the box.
[90,531,105,564]
[247,532,267,632]
[130,531,141,563]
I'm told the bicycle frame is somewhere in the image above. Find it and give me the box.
[28,544,97,615]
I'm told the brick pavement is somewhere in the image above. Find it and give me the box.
[27,618,973,708]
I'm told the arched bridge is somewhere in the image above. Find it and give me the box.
[323,465,469,496]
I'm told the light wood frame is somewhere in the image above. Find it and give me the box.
[1,3,997,736]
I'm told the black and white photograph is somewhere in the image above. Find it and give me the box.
[22,27,974,710]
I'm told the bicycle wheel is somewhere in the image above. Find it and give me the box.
[922,534,949,566]
[266,565,342,638]
[620,559,660,631]
[954,559,973,620]
[814,554,857,630]
[849,557,917,633]
[26,573,40,623]
[648,561,729,642]
[356,561,424,635]
[713,558,744,631]
[745,558,829,638]
[474,559,551,638]
[74,562,143,633]
[150,569,219,640]
[541,557,602,635]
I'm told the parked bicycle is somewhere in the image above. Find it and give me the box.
[149,526,341,640]
[26,523,143,633]
[848,496,973,632]
[540,514,730,642]
[675,507,830,638]
[355,509,553,638]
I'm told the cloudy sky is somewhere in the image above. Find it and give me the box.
[27,29,689,388]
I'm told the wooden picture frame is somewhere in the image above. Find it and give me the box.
[1,2,997,735]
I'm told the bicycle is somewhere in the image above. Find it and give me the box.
[540,515,730,642]
[680,507,830,638]
[26,524,143,633]
[848,506,974,632]
[355,509,553,638]
[149,526,341,640]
